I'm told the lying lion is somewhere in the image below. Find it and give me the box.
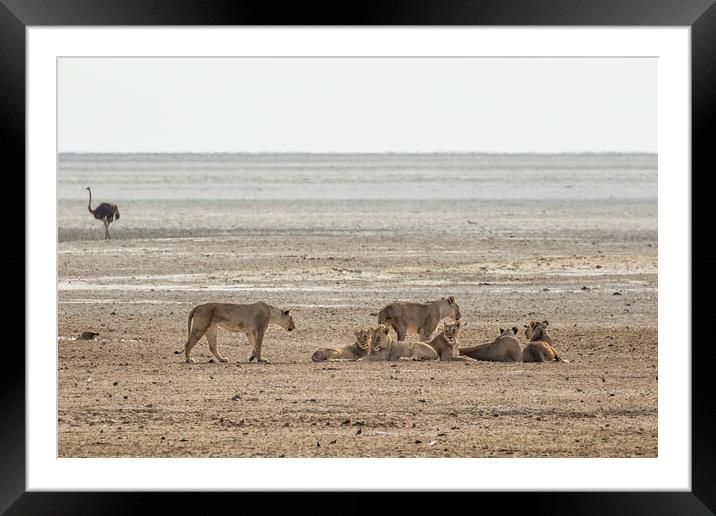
[358,324,438,361]
[311,328,372,362]
[522,320,568,363]
[177,301,295,364]
[378,296,461,342]
[422,321,475,361]
[458,327,523,362]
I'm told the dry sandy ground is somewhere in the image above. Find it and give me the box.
[58,234,657,457]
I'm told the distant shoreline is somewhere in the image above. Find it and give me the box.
[58,151,657,158]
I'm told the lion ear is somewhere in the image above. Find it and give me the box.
[512,327,519,334]
[455,320,461,327]
[448,296,455,304]
[523,324,528,329]
[354,329,361,337]
[499,328,504,333]
[543,320,549,326]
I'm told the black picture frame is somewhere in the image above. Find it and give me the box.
[7,0,713,513]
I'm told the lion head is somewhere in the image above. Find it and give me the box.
[278,308,296,332]
[369,324,392,354]
[353,327,373,350]
[524,320,548,341]
[439,295,461,320]
[443,320,461,343]
[499,326,519,337]
[523,320,538,340]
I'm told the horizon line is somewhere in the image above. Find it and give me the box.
[58,150,658,155]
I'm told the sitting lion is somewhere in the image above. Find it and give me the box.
[522,320,568,363]
[421,321,475,361]
[377,295,461,342]
[458,327,523,362]
[358,324,438,362]
[176,301,295,364]
[311,328,372,362]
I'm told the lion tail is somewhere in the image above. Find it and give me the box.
[553,348,569,363]
[174,306,198,354]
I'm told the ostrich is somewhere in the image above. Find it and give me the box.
[86,186,120,240]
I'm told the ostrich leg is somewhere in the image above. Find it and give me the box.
[103,219,110,240]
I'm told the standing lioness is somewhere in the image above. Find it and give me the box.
[378,296,461,342]
[179,302,295,364]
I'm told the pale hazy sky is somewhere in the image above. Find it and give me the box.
[58,57,656,153]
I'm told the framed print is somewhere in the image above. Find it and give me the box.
[7,0,714,513]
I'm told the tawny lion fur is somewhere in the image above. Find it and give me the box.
[177,301,295,364]
[358,324,438,361]
[421,321,475,361]
[311,328,373,362]
[377,296,461,342]
[522,320,568,363]
[458,327,523,362]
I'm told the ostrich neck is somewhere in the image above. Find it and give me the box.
[87,189,93,212]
